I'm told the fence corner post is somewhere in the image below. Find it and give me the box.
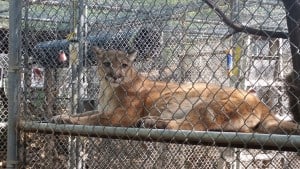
[6,0,22,168]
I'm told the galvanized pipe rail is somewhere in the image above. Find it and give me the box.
[19,121,300,152]
[7,0,22,169]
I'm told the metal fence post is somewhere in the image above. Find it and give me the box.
[7,0,22,168]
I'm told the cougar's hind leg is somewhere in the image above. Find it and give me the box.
[255,115,300,134]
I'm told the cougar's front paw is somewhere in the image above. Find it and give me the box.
[50,114,73,124]
[136,117,157,128]
[136,116,168,129]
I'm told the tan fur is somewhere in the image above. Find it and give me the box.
[51,47,300,134]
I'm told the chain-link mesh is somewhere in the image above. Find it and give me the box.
[4,0,300,168]
[0,1,9,165]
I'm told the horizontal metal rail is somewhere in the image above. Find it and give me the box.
[19,121,300,152]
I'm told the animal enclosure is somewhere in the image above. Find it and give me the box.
[3,0,300,169]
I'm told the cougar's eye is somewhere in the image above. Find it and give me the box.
[121,63,128,68]
[103,62,111,67]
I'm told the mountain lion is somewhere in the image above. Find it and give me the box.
[51,46,300,134]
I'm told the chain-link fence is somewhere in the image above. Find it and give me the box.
[0,2,9,165]
[4,0,300,168]
[0,52,7,168]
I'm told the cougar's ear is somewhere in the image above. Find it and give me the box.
[92,46,104,58]
[127,50,137,62]
[247,88,258,97]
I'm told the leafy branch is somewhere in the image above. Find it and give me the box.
[203,0,288,39]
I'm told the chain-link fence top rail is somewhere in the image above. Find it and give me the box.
[6,0,300,168]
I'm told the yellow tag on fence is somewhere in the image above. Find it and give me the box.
[69,42,79,64]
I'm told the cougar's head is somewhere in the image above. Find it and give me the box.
[92,46,137,87]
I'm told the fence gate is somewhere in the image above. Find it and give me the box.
[4,0,300,169]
